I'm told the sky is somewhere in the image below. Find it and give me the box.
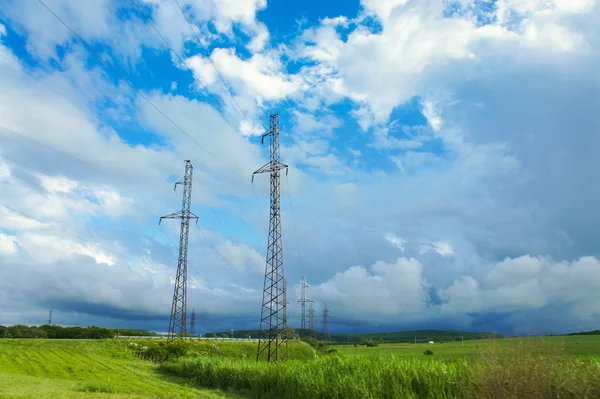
[0,0,599,337]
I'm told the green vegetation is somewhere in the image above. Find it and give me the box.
[207,328,502,343]
[336,335,600,359]
[130,339,315,363]
[0,339,240,398]
[0,324,156,339]
[161,337,600,399]
[3,334,600,398]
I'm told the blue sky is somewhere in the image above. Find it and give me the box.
[0,0,599,336]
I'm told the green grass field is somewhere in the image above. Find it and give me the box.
[335,335,600,359]
[0,339,244,398]
[2,336,600,398]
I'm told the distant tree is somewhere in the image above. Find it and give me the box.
[301,337,318,349]
[211,333,217,338]
[220,333,228,338]
[281,325,297,340]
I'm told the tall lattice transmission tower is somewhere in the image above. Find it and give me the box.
[322,303,330,341]
[308,303,315,331]
[253,113,289,361]
[48,309,52,325]
[160,160,198,341]
[298,276,313,335]
[190,308,196,337]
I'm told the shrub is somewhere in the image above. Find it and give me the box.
[365,340,379,347]
[133,340,194,363]
[424,350,434,356]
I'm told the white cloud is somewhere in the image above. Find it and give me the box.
[0,23,6,37]
[170,81,177,91]
[441,255,600,319]
[215,240,264,273]
[419,241,455,256]
[390,151,440,173]
[295,0,598,128]
[421,101,443,132]
[0,233,18,255]
[312,257,429,318]
[17,232,116,265]
[293,110,340,136]
[384,234,406,251]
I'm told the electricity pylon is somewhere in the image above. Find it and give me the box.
[308,303,315,331]
[254,114,289,361]
[298,276,313,335]
[160,160,198,341]
[322,303,330,341]
[190,308,196,337]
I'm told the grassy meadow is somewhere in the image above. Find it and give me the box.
[2,336,600,398]
[335,335,600,359]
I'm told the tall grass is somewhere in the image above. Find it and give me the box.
[161,340,600,399]
[161,356,467,399]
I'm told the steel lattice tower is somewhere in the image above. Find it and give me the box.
[190,308,196,337]
[160,160,198,341]
[298,276,313,335]
[308,303,315,331]
[253,114,289,361]
[48,309,52,325]
[322,303,330,341]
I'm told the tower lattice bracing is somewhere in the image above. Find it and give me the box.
[253,114,289,361]
[298,276,313,335]
[308,303,315,331]
[190,308,196,337]
[160,160,198,341]
[322,303,330,341]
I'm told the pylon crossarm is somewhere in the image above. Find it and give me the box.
[253,161,288,176]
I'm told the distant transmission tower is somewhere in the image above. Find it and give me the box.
[308,303,315,331]
[160,160,198,341]
[254,113,289,362]
[190,308,196,337]
[48,309,52,325]
[298,276,313,335]
[322,303,330,341]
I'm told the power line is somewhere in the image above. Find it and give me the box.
[0,177,238,303]
[174,0,257,135]
[254,114,289,362]
[129,0,246,135]
[0,202,137,264]
[0,151,168,223]
[252,181,268,235]
[1,143,251,298]
[194,224,245,291]
[130,0,209,94]
[285,174,304,277]
[36,0,250,183]
[160,160,197,340]
[0,125,100,171]
[0,53,153,153]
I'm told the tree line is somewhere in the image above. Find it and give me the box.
[0,325,156,339]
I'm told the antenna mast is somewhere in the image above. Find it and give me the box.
[160,160,198,341]
[253,114,289,361]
